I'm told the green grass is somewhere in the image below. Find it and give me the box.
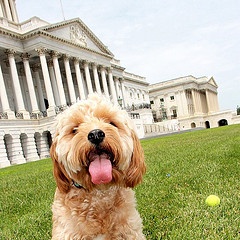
[1,124,240,239]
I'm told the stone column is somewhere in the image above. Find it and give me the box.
[50,51,66,107]
[10,133,26,165]
[83,60,93,95]
[32,64,46,112]
[180,90,189,116]
[0,135,10,168]
[5,49,30,118]
[73,58,86,100]
[92,63,101,94]
[39,132,50,159]
[48,59,61,107]
[24,133,40,162]
[206,89,214,113]
[63,55,76,104]
[3,0,12,21]
[114,77,121,99]
[120,79,127,108]
[107,67,117,104]
[100,66,109,97]
[21,53,39,113]
[0,63,15,119]
[191,89,197,115]
[9,0,19,23]
[35,48,55,116]
[0,3,4,18]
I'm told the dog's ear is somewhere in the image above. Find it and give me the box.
[125,130,146,188]
[50,141,71,193]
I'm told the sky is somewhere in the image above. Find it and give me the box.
[16,0,240,111]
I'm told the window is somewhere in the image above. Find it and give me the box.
[160,98,164,102]
[170,96,175,100]
[150,100,154,104]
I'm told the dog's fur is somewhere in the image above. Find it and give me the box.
[50,94,146,240]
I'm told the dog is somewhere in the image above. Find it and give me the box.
[50,94,146,240]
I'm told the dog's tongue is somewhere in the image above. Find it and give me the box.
[89,154,112,185]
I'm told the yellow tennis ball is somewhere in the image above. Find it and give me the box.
[205,195,220,207]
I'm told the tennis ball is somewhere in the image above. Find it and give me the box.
[205,195,220,207]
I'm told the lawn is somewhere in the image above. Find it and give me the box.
[0,124,240,239]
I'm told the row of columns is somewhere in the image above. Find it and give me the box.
[0,0,19,23]
[0,48,130,119]
[0,131,51,168]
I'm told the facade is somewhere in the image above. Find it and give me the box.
[0,1,152,168]
[148,75,238,130]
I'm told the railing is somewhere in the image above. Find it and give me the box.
[129,113,140,119]
[0,112,8,119]
[126,103,151,112]
[15,112,23,119]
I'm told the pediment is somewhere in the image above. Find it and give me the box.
[41,18,113,56]
[208,77,218,88]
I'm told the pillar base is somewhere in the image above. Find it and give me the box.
[16,110,30,119]
[0,159,11,168]
[6,110,15,119]
[11,157,26,165]
[26,155,40,162]
[47,106,56,117]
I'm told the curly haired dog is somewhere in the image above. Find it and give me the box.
[50,94,146,240]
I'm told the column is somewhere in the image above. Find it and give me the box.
[24,133,40,162]
[50,51,66,107]
[3,0,12,21]
[0,135,11,168]
[48,59,61,107]
[39,132,50,159]
[107,67,117,104]
[21,53,39,113]
[180,90,189,116]
[74,58,86,100]
[191,89,197,115]
[63,55,76,104]
[10,133,26,165]
[120,79,127,108]
[206,89,213,113]
[83,60,93,95]
[5,49,29,118]
[32,64,46,112]
[114,77,121,99]
[100,66,109,97]
[92,63,101,94]
[0,3,4,18]
[35,48,55,116]
[0,63,15,119]
[9,0,19,23]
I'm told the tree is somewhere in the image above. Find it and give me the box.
[237,105,240,115]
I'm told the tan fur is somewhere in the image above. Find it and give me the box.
[50,94,146,239]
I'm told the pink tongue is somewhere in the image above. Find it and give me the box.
[89,155,112,185]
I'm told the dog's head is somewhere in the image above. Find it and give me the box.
[50,94,146,193]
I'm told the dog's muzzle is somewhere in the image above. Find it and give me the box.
[88,129,105,145]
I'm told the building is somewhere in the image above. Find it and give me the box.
[0,1,152,168]
[148,75,239,130]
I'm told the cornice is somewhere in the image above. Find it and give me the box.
[0,27,113,59]
[123,76,149,86]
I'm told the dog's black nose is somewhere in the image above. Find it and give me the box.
[88,129,105,145]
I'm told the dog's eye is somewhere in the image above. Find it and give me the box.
[72,128,78,134]
[110,122,117,128]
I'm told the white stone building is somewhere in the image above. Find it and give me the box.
[0,1,152,168]
[148,75,239,130]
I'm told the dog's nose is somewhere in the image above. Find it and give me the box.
[88,129,105,145]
